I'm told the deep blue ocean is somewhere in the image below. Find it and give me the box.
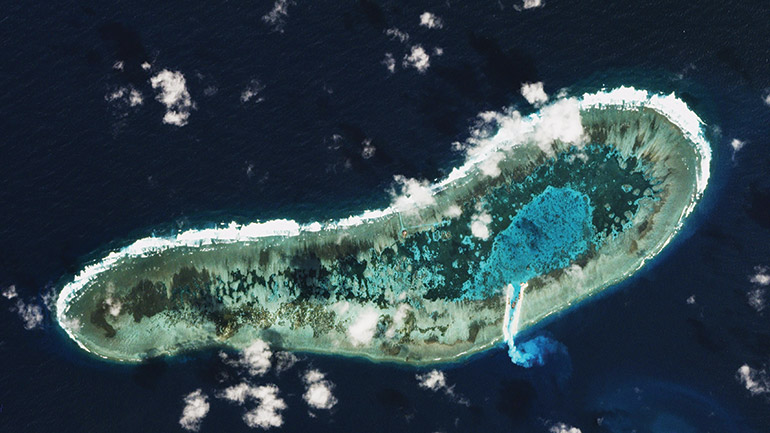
[2,1,770,432]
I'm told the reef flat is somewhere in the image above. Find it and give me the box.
[55,87,711,364]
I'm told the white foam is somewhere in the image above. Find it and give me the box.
[55,87,713,354]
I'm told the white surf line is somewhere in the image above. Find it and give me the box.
[55,87,713,350]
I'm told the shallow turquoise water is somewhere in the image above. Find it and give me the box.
[463,186,593,300]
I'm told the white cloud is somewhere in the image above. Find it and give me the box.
[521,82,548,107]
[478,151,505,178]
[730,138,745,152]
[748,267,769,312]
[416,369,469,406]
[533,97,586,154]
[470,203,493,240]
[737,364,770,396]
[14,299,44,330]
[179,389,210,431]
[549,422,582,433]
[386,303,412,338]
[348,307,380,346]
[686,295,696,305]
[220,382,253,405]
[241,79,265,103]
[416,370,447,391]
[242,340,273,376]
[382,53,396,73]
[106,87,125,102]
[141,61,152,71]
[262,0,293,32]
[747,288,766,312]
[385,27,409,43]
[764,91,770,107]
[242,385,287,429]
[105,296,122,317]
[105,86,143,107]
[361,138,376,159]
[303,369,338,410]
[419,12,443,29]
[60,316,82,333]
[403,45,430,73]
[522,0,544,9]
[390,175,435,212]
[128,88,143,106]
[444,204,462,219]
[219,383,287,429]
[2,285,17,299]
[750,266,770,286]
[150,69,194,126]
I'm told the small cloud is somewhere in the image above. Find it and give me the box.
[9,296,44,330]
[403,45,430,73]
[478,151,504,178]
[243,385,287,429]
[221,340,273,376]
[219,383,253,405]
[764,91,770,107]
[241,340,273,376]
[262,0,293,32]
[389,175,435,212]
[736,364,770,396]
[361,139,376,159]
[128,88,144,106]
[433,47,444,56]
[105,86,143,107]
[382,53,396,73]
[141,61,152,71]
[469,203,493,240]
[179,389,210,431]
[218,383,287,428]
[748,266,769,312]
[2,285,18,299]
[347,307,380,346]
[750,266,770,286]
[521,81,548,107]
[385,27,409,43]
[60,316,82,333]
[549,422,582,433]
[730,138,745,152]
[105,296,122,317]
[241,79,265,103]
[747,288,766,312]
[686,295,696,305]
[303,369,338,410]
[533,97,586,154]
[112,60,124,71]
[150,70,194,126]
[416,370,447,391]
[416,370,469,406]
[521,0,544,9]
[444,204,462,219]
[419,12,443,29]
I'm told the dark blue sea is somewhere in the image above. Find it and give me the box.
[2,1,770,432]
